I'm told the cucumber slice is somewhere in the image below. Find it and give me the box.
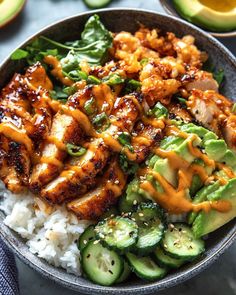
[162,223,205,260]
[126,253,167,281]
[153,247,185,269]
[95,216,138,252]
[78,225,96,251]
[81,241,123,286]
[119,193,144,214]
[83,0,112,9]
[116,260,131,283]
[101,206,119,220]
[131,203,165,254]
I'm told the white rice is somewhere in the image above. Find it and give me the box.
[0,181,91,275]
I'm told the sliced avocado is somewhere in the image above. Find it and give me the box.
[173,0,236,32]
[192,178,236,238]
[188,181,221,224]
[154,157,177,187]
[175,135,201,163]
[220,149,236,168]
[180,123,217,143]
[0,0,25,28]
[204,139,227,161]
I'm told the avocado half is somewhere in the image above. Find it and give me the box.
[173,0,236,32]
[0,0,26,28]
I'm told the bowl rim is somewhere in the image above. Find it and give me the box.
[0,7,236,295]
[159,0,236,38]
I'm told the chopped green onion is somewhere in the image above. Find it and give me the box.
[66,143,87,157]
[87,75,101,85]
[177,97,187,106]
[149,102,168,119]
[84,97,97,115]
[119,153,138,175]
[64,70,88,81]
[126,79,141,92]
[213,69,224,86]
[232,103,236,114]
[118,132,134,152]
[63,86,77,96]
[103,73,124,86]
[92,112,109,128]
[140,58,149,66]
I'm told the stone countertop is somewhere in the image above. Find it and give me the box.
[0,0,235,294]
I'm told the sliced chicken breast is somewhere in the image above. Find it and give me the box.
[67,160,126,220]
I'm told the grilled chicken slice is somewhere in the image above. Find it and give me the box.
[67,160,126,220]
[185,70,219,92]
[131,121,164,163]
[40,94,140,203]
[168,103,192,122]
[187,90,235,150]
[30,112,84,193]
[40,138,110,204]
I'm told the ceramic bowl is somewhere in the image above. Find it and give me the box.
[159,0,236,38]
[0,8,235,295]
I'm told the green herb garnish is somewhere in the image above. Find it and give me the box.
[119,153,138,175]
[92,112,110,129]
[213,69,224,87]
[125,79,141,94]
[87,75,101,85]
[103,73,124,86]
[148,102,168,119]
[66,143,87,157]
[118,132,134,152]
[84,97,97,115]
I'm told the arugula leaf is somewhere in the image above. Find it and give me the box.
[10,14,112,74]
[11,49,28,60]
[61,14,112,73]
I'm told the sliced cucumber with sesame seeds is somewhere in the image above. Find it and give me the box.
[78,225,96,251]
[81,241,123,286]
[116,260,131,283]
[161,223,205,260]
[153,247,185,269]
[95,216,138,252]
[126,253,167,281]
[131,203,166,255]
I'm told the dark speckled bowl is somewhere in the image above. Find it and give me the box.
[0,8,235,295]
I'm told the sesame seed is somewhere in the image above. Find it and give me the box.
[114,180,120,184]
[93,240,100,244]
[139,213,144,217]
[133,200,138,205]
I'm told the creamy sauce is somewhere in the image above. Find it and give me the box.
[40,156,63,167]
[0,122,33,154]
[44,55,74,86]
[46,136,67,151]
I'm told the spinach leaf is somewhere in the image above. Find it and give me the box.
[61,14,112,73]
[11,14,112,73]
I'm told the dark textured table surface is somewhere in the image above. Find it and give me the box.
[0,0,235,294]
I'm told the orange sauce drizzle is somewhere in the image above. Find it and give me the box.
[46,136,67,151]
[0,122,33,154]
[44,55,74,86]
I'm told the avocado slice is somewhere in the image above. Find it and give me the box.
[0,0,25,28]
[192,178,236,238]
[173,0,236,32]
[204,139,227,162]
